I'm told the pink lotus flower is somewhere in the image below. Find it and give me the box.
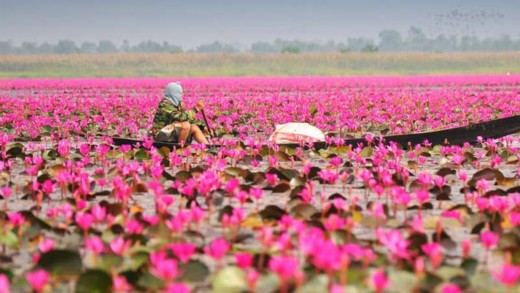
[204,238,230,260]
[475,179,491,192]
[440,283,462,293]
[110,237,131,255]
[75,212,94,231]
[246,269,260,291]
[163,282,191,293]
[451,154,464,166]
[329,156,343,168]
[318,169,339,184]
[85,236,105,254]
[249,188,264,201]
[462,239,472,258]
[421,242,443,269]
[26,269,50,293]
[269,255,301,280]
[323,214,345,231]
[225,178,240,195]
[0,274,10,293]
[170,242,197,263]
[268,155,279,168]
[480,231,499,249]
[493,264,520,287]
[8,212,25,227]
[113,275,133,292]
[376,228,410,261]
[150,258,179,281]
[90,205,107,222]
[0,187,11,199]
[57,139,70,157]
[265,173,279,186]
[38,238,55,253]
[367,269,389,293]
[235,253,254,269]
[330,283,345,293]
[126,219,144,235]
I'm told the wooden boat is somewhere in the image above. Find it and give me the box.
[112,114,520,150]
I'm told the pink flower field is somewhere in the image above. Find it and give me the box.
[0,75,520,292]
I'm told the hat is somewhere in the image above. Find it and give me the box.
[165,82,183,107]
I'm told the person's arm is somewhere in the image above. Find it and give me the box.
[164,101,193,122]
[169,101,207,131]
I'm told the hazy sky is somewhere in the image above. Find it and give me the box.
[0,0,518,49]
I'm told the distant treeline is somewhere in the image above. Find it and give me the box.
[1,27,520,55]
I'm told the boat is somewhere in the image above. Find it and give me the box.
[112,114,520,150]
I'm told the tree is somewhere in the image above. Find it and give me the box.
[80,42,97,54]
[97,40,118,53]
[121,40,130,52]
[250,41,277,53]
[162,41,182,53]
[495,35,515,51]
[459,36,480,51]
[195,41,238,53]
[361,44,379,52]
[0,41,13,54]
[378,30,403,51]
[20,42,38,54]
[38,42,54,54]
[131,40,164,52]
[346,37,375,52]
[281,46,300,54]
[406,27,428,51]
[431,34,456,52]
[54,40,78,54]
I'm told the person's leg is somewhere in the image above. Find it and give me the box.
[190,124,209,144]
[176,121,191,144]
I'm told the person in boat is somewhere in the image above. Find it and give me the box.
[151,82,209,144]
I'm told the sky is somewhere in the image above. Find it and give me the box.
[0,0,518,49]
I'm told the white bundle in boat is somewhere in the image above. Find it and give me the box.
[269,123,326,144]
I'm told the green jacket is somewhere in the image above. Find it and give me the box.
[151,99,204,135]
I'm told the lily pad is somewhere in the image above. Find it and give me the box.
[212,266,248,293]
[290,204,318,220]
[37,249,83,277]
[272,183,291,193]
[179,260,210,282]
[75,269,113,293]
[259,205,287,221]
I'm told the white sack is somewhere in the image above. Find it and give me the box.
[269,123,326,144]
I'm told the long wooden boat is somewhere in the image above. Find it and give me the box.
[112,114,520,150]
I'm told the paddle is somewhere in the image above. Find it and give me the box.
[201,109,215,140]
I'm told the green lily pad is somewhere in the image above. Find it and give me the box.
[296,274,328,293]
[290,204,318,220]
[436,266,465,281]
[212,266,248,293]
[388,270,417,293]
[98,254,124,272]
[37,249,83,277]
[259,205,287,221]
[75,269,113,293]
[256,272,279,293]
[43,149,58,160]
[137,272,164,291]
[6,145,24,159]
[134,149,150,161]
[272,183,291,193]
[179,260,210,282]
[0,230,18,248]
[361,146,373,158]
[174,170,192,182]
[460,258,478,276]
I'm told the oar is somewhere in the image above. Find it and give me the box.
[201,109,215,140]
